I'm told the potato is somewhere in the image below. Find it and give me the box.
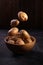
[8,27,19,36]
[19,30,30,39]
[7,39,15,44]
[18,11,28,21]
[9,32,21,41]
[16,38,25,45]
[10,19,20,27]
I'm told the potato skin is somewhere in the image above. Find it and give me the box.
[8,27,19,36]
[19,30,30,39]
[16,38,25,45]
[7,39,15,44]
[10,19,20,27]
[18,11,28,21]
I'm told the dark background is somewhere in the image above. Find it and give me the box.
[0,1,43,65]
[0,0,43,29]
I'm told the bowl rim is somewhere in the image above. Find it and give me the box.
[4,36,36,46]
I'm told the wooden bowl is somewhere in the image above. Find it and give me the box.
[4,36,36,54]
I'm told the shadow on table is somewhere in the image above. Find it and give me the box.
[11,43,43,65]
[11,50,43,65]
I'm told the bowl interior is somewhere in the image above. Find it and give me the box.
[4,36,36,54]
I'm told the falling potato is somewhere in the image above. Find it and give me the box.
[19,30,30,39]
[18,11,28,21]
[8,27,19,36]
[16,38,25,45]
[10,19,20,27]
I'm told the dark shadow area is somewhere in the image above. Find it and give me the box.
[0,0,43,30]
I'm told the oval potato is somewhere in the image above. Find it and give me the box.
[8,27,19,36]
[10,19,20,27]
[26,38,32,43]
[7,39,15,44]
[19,30,30,39]
[16,38,25,45]
[18,11,28,21]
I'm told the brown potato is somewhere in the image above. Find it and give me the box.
[8,27,19,36]
[7,36,17,41]
[7,39,15,44]
[10,19,20,27]
[10,32,21,41]
[11,36,18,42]
[19,30,30,39]
[16,38,25,45]
[18,11,28,21]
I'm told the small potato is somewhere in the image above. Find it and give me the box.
[7,33,21,42]
[7,39,15,44]
[16,38,25,45]
[8,27,19,36]
[10,32,21,41]
[11,36,18,42]
[18,11,28,21]
[19,30,30,39]
[10,19,20,27]
[7,36,17,41]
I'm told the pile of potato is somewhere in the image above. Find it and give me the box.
[7,11,32,45]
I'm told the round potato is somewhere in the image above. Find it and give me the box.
[18,11,28,21]
[7,39,15,44]
[16,38,25,45]
[8,27,19,36]
[19,30,30,39]
[10,19,20,27]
